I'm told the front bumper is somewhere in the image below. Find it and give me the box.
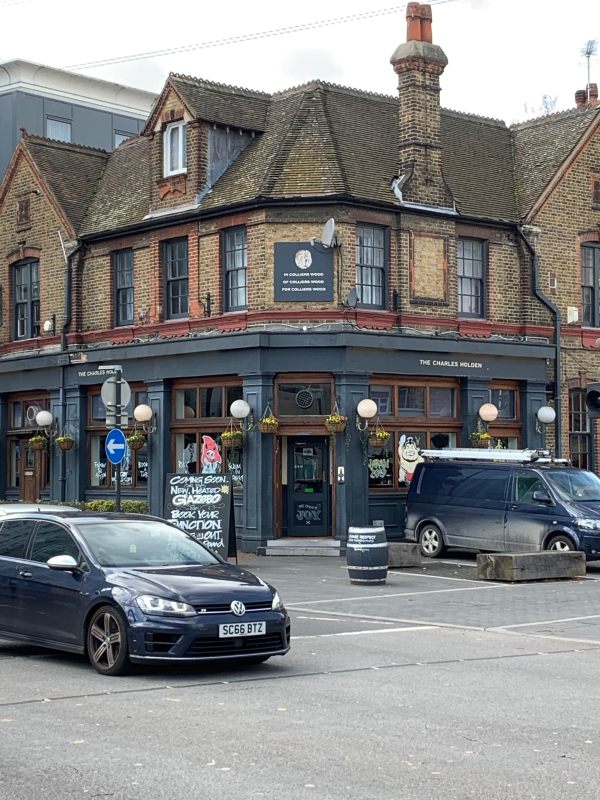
[126,609,291,663]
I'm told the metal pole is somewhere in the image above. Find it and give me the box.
[115,367,122,513]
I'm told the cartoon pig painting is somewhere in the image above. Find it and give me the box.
[398,435,423,485]
[200,435,222,474]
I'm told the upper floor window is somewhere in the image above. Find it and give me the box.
[458,238,486,318]
[569,388,591,470]
[46,117,71,142]
[582,244,600,327]
[356,224,386,309]
[163,121,187,176]
[162,238,188,319]
[13,259,40,340]
[223,227,247,311]
[593,176,600,207]
[113,249,134,326]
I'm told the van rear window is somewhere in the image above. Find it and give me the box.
[418,466,509,502]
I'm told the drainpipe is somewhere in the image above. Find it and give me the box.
[517,226,562,457]
[58,234,82,502]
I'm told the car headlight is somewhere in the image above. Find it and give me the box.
[136,595,196,617]
[576,518,600,531]
[271,590,284,611]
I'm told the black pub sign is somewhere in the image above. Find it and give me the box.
[274,242,333,302]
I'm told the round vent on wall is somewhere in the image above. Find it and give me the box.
[295,389,314,410]
[26,405,42,424]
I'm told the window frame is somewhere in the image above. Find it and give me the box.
[457,237,487,319]
[569,388,591,469]
[355,223,387,310]
[582,244,600,328]
[112,249,135,327]
[46,117,71,142]
[162,238,189,320]
[163,121,187,177]
[12,258,40,340]
[222,227,248,312]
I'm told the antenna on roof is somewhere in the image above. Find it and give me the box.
[581,39,598,100]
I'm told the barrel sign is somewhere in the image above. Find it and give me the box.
[346,526,388,585]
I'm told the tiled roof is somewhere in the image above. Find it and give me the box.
[512,106,600,218]
[23,136,108,233]
[169,74,270,132]
[79,137,150,236]
[37,75,599,238]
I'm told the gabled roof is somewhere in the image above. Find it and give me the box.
[19,135,109,233]
[143,73,270,136]
[80,136,149,236]
[512,106,600,219]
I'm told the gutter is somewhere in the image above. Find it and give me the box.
[517,226,562,456]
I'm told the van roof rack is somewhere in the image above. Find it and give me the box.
[421,448,552,464]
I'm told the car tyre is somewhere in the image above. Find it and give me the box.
[546,534,576,553]
[418,522,446,558]
[87,605,130,676]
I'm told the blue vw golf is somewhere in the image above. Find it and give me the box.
[0,510,290,676]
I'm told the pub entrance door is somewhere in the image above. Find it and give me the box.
[16,439,44,502]
[286,436,331,536]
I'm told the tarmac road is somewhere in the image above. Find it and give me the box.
[2,554,600,800]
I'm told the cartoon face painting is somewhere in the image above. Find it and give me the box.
[398,435,424,485]
[201,435,222,474]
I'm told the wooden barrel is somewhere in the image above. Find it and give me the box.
[346,526,388,585]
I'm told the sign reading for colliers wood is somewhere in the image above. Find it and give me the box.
[274,242,333,302]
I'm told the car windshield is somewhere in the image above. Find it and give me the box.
[74,520,220,568]
[545,469,600,503]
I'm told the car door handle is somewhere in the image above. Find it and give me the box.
[18,571,32,578]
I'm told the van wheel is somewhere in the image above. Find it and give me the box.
[546,534,576,553]
[419,523,445,558]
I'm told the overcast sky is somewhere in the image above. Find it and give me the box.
[2,0,599,123]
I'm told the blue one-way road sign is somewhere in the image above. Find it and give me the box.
[105,428,127,465]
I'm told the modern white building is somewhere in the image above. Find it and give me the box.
[0,59,157,176]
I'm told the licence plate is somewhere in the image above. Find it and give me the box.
[219,621,266,638]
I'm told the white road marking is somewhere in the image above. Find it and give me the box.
[289,606,485,630]
[287,583,513,606]
[490,613,600,630]
[294,625,436,640]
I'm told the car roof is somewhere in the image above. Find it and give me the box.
[0,509,167,523]
[0,503,82,515]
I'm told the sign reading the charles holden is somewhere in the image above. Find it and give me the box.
[164,473,237,560]
[274,242,333,302]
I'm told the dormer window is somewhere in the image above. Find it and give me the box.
[163,121,187,176]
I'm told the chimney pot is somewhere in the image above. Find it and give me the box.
[589,83,599,106]
[420,4,433,43]
[406,2,422,41]
[575,89,587,109]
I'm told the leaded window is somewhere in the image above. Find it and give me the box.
[13,260,40,340]
[356,224,386,309]
[223,227,247,311]
[458,238,485,318]
[162,238,188,319]
[113,249,134,326]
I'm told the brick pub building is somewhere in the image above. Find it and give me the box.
[0,4,599,552]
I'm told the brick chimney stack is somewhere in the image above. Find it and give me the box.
[575,89,587,109]
[575,84,599,109]
[390,3,453,208]
[589,83,599,107]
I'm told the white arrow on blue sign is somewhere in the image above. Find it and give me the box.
[105,428,127,465]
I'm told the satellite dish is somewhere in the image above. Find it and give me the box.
[321,218,337,248]
[346,287,358,308]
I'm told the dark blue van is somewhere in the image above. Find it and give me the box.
[403,455,600,559]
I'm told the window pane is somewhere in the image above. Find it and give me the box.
[46,118,71,142]
[175,389,197,418]
[30,523,81,562]
[0,519,34,558]
[278,383,331,415]
[458,238,484,318]
[490,389,515,419]
[176,433,198,473]
[200,388,223,417]
[90,435,108,487]
[429,388,455,417]
[368,439,394,488]
[356,225,386,309]
[398,387,425,415]
[163,239,188,319]
[370,385,393,416]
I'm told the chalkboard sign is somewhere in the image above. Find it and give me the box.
[164,473,237,560]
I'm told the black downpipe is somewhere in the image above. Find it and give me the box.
[58,244,80,502]
[517,227,562,457]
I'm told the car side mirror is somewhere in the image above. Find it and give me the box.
[532,489,551,504]
[47,555,80,571]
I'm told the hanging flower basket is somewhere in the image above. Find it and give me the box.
[56,435,75,451]
[470,421,492,449]
[325,404,347,434]
[258,415,279,434]
[126,431,146,451]
[28,435,47,452]
[221,429,244,449]
[368,430,390,448]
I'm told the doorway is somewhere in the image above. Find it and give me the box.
[286,436,331,536]
[12,439,44,501]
